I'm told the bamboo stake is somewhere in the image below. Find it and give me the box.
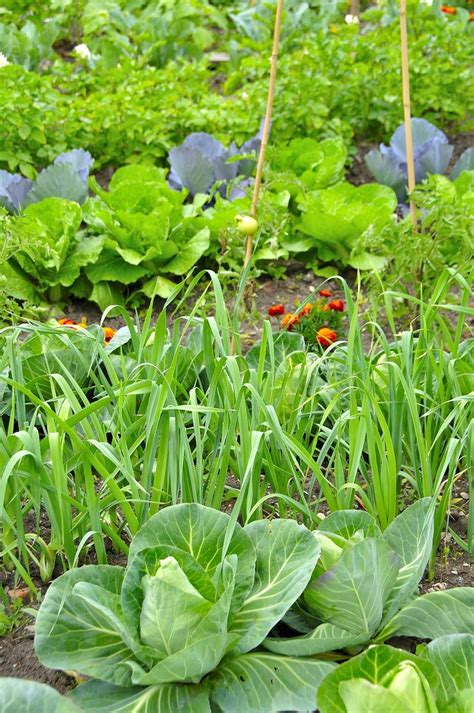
[399,0,417,227]
[350,0,360,20]
[243,0,284,269]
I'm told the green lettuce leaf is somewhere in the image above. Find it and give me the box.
[297,183,397,264]
[9,198,91,291]
[231,519,320,653]
[35,565,142,688]
[264,538,400,656]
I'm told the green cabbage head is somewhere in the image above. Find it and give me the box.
[35,504,335,712]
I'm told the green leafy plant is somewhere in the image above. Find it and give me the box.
[84,164,211,303]
[270,137,347,195]
[0,20,58,71]
[2,198,102,303]
[357,171,474,290]
[318,635,474,713]
[288,182,397,268]
[35,503,336,712]
[0,678,80,713]
[264,499,474,656]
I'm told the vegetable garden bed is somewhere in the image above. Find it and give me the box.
[1,1,473,712]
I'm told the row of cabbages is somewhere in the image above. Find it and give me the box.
[1,499,473,712]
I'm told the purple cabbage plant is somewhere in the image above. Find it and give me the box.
[365,119,473,201]
[0,149,94,213]
[168,123,263,200]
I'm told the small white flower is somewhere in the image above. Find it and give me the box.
[420,0,433,5]
[0,52,10,68]
[73,43,92,61]
[345,14,360,24]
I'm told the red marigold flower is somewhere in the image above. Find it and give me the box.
[102,327,116,343]
[317,327,337,347]
[319,289,332,298]
[268,304,285,317]
[281,313,299,331]
[299,303,314,317]
[328,299,345,312]
[58,318,76,325]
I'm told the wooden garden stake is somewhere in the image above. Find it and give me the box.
[350,0,360,20]
[399,0,417,227]
[230,0,284,356]
[243,0,284,270]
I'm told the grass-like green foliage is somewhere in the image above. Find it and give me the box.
[34,503,335,712]
[0,270,472,589]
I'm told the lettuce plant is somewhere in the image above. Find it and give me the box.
[85,164,211,301]
[3,198,102,302]
[0,150,94,213]
[289,181,397,268]
[271,137,347,194]
[168,125,262,199]
[264,499,474,657]
[365,119,454,201]
[318,635,474,713]
[35,504,336,712]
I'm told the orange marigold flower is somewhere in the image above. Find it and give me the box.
[441,4,456,13]
[328,299,345,312]
[319,289,332,298]
[299,303,314,317]
[58,318,76,325]
[281,313,300,331]
[268,304,285,317]
[317,327,337,347]
[102,327,116,343]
